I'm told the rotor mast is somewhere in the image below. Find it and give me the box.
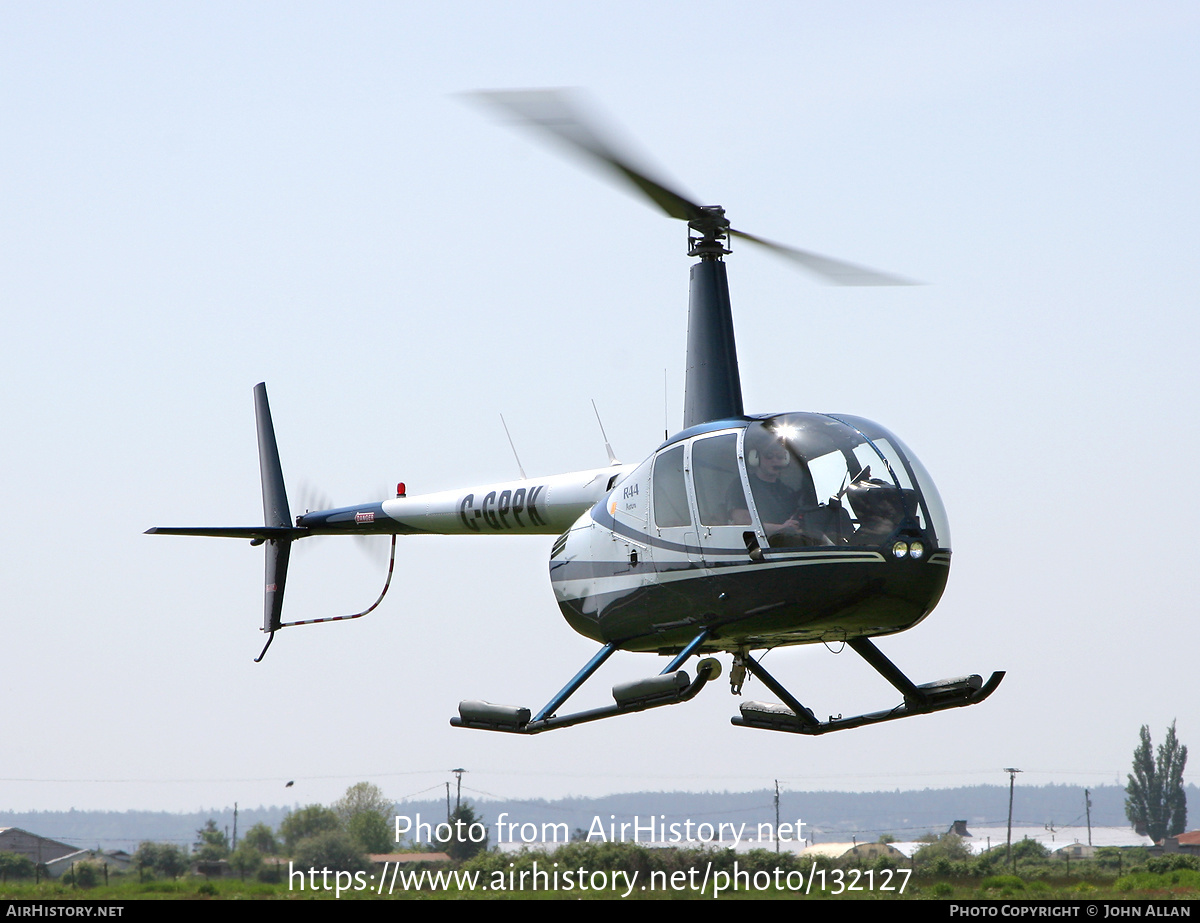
[683,207,744,429]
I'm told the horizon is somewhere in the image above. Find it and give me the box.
[6,780,1179,854]
[5,779,1185,817]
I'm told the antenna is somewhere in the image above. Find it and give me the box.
[499,414,527,479]
[664,368,669,440]
[591,400,619,465]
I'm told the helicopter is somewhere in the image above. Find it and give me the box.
[148,90,1003,737]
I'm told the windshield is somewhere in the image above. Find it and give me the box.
[741,413,949,550]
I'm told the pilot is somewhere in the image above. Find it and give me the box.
[730,428,818,543]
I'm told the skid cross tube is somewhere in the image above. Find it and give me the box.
[739,652,821,730]
[847,637,927,704]
[732,640,1005,736]
[451,629,718,735]
[533,642,618,723]
[660,627,711,675]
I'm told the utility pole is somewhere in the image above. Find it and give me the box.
[452,768,466,811]
[774,780,781,853]
[1085,789,1093,847]
[233,802,238,850]
[1004,768,1022,873]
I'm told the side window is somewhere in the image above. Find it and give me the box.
[652,445,691,528]
[692,433,747,526]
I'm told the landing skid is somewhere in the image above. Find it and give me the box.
[451,629,720,735]
[450,630,1002,736]
[732,637,1004,736]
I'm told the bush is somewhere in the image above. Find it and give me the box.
[1116,868,1200,892]
[980,874,1026,892]
[460,841,819,889]
[1146,854,1200,875]
[914,833,972,866]
[0,851,36,881]
[61,862,100,888]
[871,854,899,873]
[133,841,189,880]
[1011,837,1050,862]
[257,865,283,884]
[292,831,370,874]
[927,857,973,878]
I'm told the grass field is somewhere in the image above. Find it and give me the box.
[3,866,1199,900]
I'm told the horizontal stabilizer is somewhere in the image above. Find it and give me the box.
[144,526,304,540]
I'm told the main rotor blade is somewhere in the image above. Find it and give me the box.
[474,88,917,286]
[471,89,707,223]
[729,228,918,286]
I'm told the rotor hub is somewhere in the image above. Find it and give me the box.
[687,206,732,260]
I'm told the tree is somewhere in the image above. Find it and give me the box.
[280,805,342,853]
[242,822,279,856]
[333,781,393,824]
[446,803,487,862]
[193,818,230,861]
[347,811,392,854]
[1163,722,1190,838]
[334,782,394,854]
[133,841,189,880]
[243,820,280,854]
[1126,720,1188,842]
[229,841,263,880]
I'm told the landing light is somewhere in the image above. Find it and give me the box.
[909,541,924,559]
[892,541,908,559]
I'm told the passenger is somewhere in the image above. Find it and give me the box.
[845,472,905,543]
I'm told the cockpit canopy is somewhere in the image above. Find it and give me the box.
[645,412,950,551]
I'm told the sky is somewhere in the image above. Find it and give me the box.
[2,2,1197,814]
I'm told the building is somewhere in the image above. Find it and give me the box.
[0,827,79,867]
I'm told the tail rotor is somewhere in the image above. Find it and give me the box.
[149,383,395,663]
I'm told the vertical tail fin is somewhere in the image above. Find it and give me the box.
[254,383,293,633]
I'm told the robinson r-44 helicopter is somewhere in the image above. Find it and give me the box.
[149,91,1003,737]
